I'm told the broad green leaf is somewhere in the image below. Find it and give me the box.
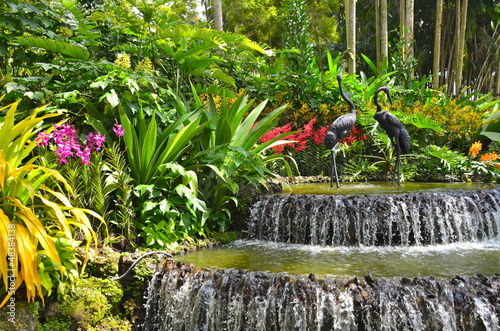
[104,89,120,108]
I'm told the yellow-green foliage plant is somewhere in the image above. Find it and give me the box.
[0,100,104,307]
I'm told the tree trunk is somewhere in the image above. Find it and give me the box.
[405,0,414,63]
[375,0,389,70]
[399,0,406,61]
[376,0,380,66]
[399,0,414,72]
[380,0,389,69]
[454,0,468,95]
[496,58,500,97]
[346,0,356,74]
[433,0,444,89]
[214,0,223,31]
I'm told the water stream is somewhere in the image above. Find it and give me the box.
[143,183,500,330]
[246,188,500,246]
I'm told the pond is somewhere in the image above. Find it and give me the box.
[176,239,500,278]
[281,181,498,195]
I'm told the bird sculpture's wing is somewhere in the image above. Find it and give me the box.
[383,112,405,129]
[325,113,356,147]
[375,111,411,154]
[375,112,403,135]
[398,126,411,154]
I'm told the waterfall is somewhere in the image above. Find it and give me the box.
[245,189,500,246]
[143,262,500,331]
[142,187,500,330]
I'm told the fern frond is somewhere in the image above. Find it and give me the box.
[105,143,135,239]
[89,151,114,220]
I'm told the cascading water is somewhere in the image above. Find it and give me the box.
[245,189,500,246]
[143,264,500,331]
[142,185,500,331]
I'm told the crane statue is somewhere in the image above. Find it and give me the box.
[373,86,411,185]
[324,64,357,188]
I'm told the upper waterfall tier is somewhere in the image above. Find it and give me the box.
[245,189,500,246]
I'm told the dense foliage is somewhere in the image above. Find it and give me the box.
[1,0,500,312]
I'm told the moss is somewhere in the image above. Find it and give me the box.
[0,301,40,331]
[87,247,121,278]
[211,231,240,244]
[86,316,133,331]
[89,278,123,314]
[36,319,72,331]
[43,277,123,330]
[61,282,109,328]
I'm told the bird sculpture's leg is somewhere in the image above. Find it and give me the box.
[395,140,401,186]
[389,139,396,185]
[330,143,340,188]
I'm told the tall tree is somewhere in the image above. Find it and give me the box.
[375,0,389,70]
[454,0,469,95]
[214,0,223,31]
[497,58,500,97]
[433,0,444,89]
[399,0,414,72]
[345,0,356,74]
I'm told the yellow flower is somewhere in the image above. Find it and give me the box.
[58,26,73,38]
[115,52,131,69]
[469,141,482,157]
[135,58,153,73]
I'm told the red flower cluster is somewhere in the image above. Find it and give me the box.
[290,118,317,152]
[341,125,367,146]
[260,118,367,154]
[313,126,328,145]
[259,123,293,153]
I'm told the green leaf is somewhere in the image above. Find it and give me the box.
[104,89,119,108]
[14,36,90,61]
[481,131,500,142]
[145,235,155,246]
[143,227,155,234]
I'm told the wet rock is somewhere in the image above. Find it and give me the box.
[142,264,500,331]
[364,273,377,286]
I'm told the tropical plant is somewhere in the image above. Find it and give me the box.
[117,95,208,186]
[466,140,500,181]
[134,163,208,247]
[35,122,135,242]
[192,91,295,230]
[480,103,500,142]
[0,101,104,307]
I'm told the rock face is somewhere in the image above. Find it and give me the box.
[245,189,500,245]
[143,263,500,331]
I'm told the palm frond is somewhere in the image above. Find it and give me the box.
[14,37,90,61]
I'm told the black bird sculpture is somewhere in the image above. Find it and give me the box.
[373,86,411,185]
[324,64,357,188]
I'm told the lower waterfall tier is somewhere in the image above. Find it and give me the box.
[143,262,500,331]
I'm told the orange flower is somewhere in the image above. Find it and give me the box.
[479,152,498,164]
[469,141,482,157]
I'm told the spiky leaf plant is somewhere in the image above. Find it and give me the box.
[0,101,104,307]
